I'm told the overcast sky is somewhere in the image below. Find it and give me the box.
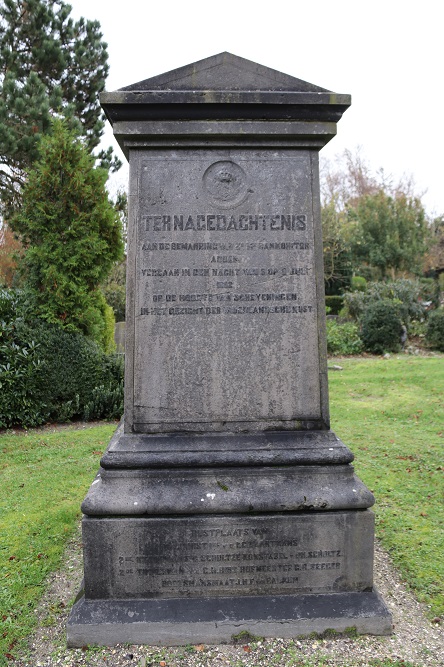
[68,0,442,216]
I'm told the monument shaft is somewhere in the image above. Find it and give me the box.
[128,148,326,432]
[67,53,391,645]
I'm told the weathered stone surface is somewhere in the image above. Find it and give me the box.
[81,512,374,600]
[126,148,327,434]
[81,466,374,516]
[67,590,392,647]
[120,51,331,93]
[100,423,355,468]
[67,53,391,645]
[101,53,351,150]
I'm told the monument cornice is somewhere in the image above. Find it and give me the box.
[100,53,350,155]
[100,91,350,115]
[109,119,338,155]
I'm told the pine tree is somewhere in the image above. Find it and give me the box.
[0,0,118,216]
[10,119,124,350]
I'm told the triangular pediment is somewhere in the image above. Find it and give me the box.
[120,52,329,93]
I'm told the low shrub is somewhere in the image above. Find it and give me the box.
[342,279,425,325]
[0,289,124,428]
[361,299,404,354]
[408,318,427,338]
[0,325,44,428]
[425,309,444,351]
[326,320,363,356]
[24,321,123,424]
[82,380,124,421]
[350,275,367,292]
[325,295,344,315]
[341,289,366,320]
[419,277,441,309]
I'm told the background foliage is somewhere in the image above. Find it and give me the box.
[425,310,444,352]
[0,0,119,217]
[321,150,433,291]
[326,319,363,356]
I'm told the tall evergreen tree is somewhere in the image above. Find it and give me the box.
[0,0,118,216]
[10,119,124,350]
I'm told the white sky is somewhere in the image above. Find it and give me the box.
[69,0,442,217]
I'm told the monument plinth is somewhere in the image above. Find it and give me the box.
[67,52,391,646]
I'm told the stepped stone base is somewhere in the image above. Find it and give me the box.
[67,590,392,646]
[66,510,392,645]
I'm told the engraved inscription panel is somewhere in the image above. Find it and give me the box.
[82,513,374,600]
[133,150,321,431]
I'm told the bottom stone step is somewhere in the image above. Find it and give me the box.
[67,589,392,647]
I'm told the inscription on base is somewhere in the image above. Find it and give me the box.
[83,513,374,599]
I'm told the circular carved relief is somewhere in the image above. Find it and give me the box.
[203,161,249,208]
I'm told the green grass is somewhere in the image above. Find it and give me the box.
[0,356,442,665]
[329,356,443,618]
[0,423,117,664]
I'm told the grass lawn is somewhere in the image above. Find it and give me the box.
[329,356,443,619]
[0,356,443,665]
[0,423,118,664]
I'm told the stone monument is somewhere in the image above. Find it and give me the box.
[67,52,392,646]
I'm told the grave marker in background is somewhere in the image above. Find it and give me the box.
[67,53,391,645]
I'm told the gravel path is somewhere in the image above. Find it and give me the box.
[12,524,443,667]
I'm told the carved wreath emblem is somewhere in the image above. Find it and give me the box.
[203,161,249,208]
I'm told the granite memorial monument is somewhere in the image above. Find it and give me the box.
[67,52,392,646]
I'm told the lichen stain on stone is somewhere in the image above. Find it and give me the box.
[217,481,229,492]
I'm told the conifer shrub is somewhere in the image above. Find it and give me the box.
[10,120,123,351]
[360,299,404,354]
[425,309,444,352]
